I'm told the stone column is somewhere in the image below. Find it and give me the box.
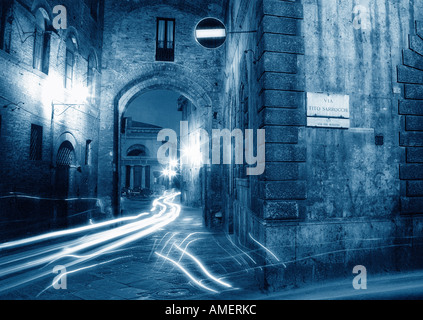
[258,0,306,220]
[140,166,144,189]
[130,166,134,189]
[145,165,151,189]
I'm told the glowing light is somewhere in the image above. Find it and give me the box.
[42,73,64,105]
[0,192,181,292]
[249,233,280,263]
[169,159,179,168]
[162,168,177,179]
[155,252,218,294]
[174,245,232,288]
[71,84,89,103]
[181,143,203,167]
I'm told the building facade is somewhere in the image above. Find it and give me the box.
[120,118,165,195]
[0,0,104,239]
[220,0,423,290]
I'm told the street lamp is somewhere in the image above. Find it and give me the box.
[162,159,178,189]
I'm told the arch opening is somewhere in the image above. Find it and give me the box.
[110,65,215,217]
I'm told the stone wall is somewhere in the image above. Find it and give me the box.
[98,0,226,218]
[224,0,423,291]
[398,19,423,214]
[0,0,104,239]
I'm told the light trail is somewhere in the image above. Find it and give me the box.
[42,248,130,269]
[178,232,209,248]
[155,252,218,294]
[174,244,232,289]
[0,193,92,201]
[37,256,131,298]
[248,233,282,266]
[0,213,164,278]
[0,192,181,293]
[159,232,179,255]
[0,195,168,250]
[226,234,257,265]
[215,241,243,267]
[178,238,203,263]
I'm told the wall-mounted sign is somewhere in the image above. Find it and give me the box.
[195,18,227,49]
[307,92,350,129]
[307,117,350,129]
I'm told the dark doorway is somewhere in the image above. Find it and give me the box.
[54,141,76,228]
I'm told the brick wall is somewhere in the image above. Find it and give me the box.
[98,0,226,219]
[0,0,104,239]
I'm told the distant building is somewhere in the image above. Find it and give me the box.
[120,117,165,195]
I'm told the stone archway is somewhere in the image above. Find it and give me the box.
[110,63,217,216]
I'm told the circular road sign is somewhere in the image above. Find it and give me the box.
[195,18,227,49]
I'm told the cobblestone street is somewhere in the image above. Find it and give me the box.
[0,198,261,300]
[1,197,423,301]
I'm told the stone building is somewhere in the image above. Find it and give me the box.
[96,0,423,290]
[1,0,423,290]
[220,0,423,290]
[0,0,104,239]
[120,117,165,194]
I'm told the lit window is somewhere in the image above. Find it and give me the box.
[87,54,97,102]
[33,9,51,74]
[64,35,77,88]
[85,140,92,165]
[156,18,175,61]
[0,0,13,53]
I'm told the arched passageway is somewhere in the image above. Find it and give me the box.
[111,64,217,218]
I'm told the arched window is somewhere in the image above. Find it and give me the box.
[56,141,75,167]
[64,33,78,88]
[89,0,100,22]
[127,145,149,157]
[33,8,50,74]
[0,0,13,53]
[87,53,97,102]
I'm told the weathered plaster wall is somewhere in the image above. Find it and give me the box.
[225,0,423,291]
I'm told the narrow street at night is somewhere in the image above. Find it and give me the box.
[2,0,423,307]
[1,191,423,301]
[0,192,259,300]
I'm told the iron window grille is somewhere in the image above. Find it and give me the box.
[30,124,43,161]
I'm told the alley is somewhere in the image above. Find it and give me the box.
[0,192,260,300]
[1,191,423,301]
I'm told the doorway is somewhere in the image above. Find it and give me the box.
[54,141,76,228]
